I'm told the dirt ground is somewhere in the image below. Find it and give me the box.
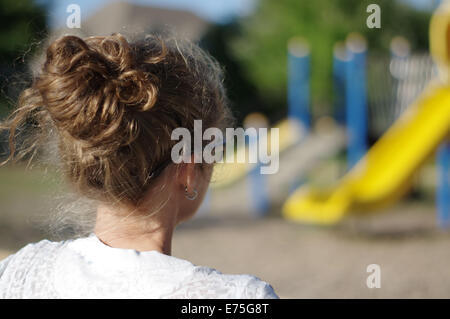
[173,202,450,298]
[1,192,450,298]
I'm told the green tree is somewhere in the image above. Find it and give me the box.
[0,0,48,117]
[200,23,268,124]
[230,0,431,119]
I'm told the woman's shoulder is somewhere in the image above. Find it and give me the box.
[171,265,279,299]
[0,238,66,298]
[0,238,65,273]
[0,236,279,299]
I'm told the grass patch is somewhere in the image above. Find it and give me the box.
[0,164,63,199]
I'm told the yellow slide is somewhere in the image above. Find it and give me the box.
[282,83,450,225]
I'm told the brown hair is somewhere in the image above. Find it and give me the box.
[1,33,232,207]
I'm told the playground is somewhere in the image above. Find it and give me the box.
[188,2,450,298]
[206,6,450,227]
[1,0,450,298]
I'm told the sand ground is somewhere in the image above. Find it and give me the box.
[173,202,450,298]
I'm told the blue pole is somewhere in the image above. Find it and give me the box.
[346,34,368,169]
[247,132,270,217]
[288,38,310,132]
[249,164,270,217]
[333,42,348,125]
[437,141,450,228]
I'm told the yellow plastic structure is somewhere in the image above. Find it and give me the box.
[282,3,450,225]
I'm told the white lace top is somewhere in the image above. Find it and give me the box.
[0,234,278,299]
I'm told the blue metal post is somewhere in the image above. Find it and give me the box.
[247,132,270,217]
[286,38,310,203]
[346,36,368,169]
[333,43,348,125]
[248,165,270,217]
[288,39,310,132]
[437,141,450,228]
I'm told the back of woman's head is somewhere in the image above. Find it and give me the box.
[1,33,232,207]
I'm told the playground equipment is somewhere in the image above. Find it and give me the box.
[207,37,346,217]
[438,142,450,227]
[207,126,345,218]
[282,3,450,226]
[211,117,305,189]
[210,38,311,191]
[369,38,435,137]
[345,33,368,169]
[287,37,310,130]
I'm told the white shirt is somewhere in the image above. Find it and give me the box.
[0,234,278,299]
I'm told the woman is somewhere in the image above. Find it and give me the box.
[0,33,278,298]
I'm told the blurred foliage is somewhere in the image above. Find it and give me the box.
[200,23,269,124]
[205,0,431,122]
[0,0,48,118]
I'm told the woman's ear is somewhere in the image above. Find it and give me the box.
[177,155,197,193]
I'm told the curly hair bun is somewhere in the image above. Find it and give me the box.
[2,33,232,206]
[40,34,161,148]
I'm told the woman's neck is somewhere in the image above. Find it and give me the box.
[94,204,176,255]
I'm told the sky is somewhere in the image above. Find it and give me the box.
[37,0,438,29]
[37,0,257,28]
[400,0,441,10]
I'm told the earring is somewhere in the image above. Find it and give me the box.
[184,186,198,200]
